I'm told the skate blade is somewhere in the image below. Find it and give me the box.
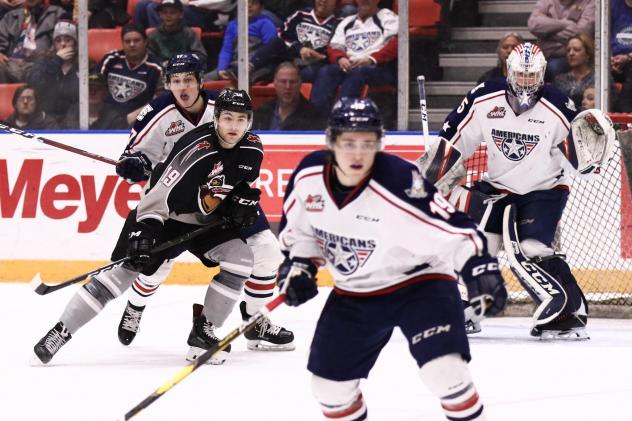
[185,346,228,365]
[538,327,590,341]
[246,339,296,352]
[465,322,482,335]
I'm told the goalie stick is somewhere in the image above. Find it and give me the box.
[30,218,227,295]
[120,292,287,420]
[0,122,118,166]
[416,75,430,150]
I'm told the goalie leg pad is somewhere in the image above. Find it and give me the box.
[419,353,486,421]
[503,205,568,326]
[311,376,367,420]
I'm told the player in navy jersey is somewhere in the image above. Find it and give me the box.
[278,97,506,421]
[418,42,616,339]
[114,53,295,352]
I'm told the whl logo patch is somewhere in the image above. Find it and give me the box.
[304,194,325,211]
[487,106,506,119]
[165,120,185,136]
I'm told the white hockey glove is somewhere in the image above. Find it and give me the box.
[569,109,616,175]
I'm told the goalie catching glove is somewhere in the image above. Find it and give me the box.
[567,108,616,175]
[460,254,507,319]
[277,257,318,306]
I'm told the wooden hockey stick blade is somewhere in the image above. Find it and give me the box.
[121,294,287,420]
[33,219,227,296]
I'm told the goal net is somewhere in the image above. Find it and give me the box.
[462,113,632,318]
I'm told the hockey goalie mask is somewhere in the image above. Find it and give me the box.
[506,43,547,114]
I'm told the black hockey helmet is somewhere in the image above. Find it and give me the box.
[213,88,254,138]
[165,52,204,82]
[326,97,384,146]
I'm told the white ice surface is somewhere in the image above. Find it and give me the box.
[2,283,632,421]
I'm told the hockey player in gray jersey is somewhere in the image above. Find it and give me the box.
[33,89,277,365]
[278,97,506,421]
[114,53,294,352]
[418,43,616,339]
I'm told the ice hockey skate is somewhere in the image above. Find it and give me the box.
[34,322,72,364]
[186,303,230,365]
[239,301,295,351]
[118,302,145,345]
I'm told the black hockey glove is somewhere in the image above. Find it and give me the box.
[116,151,152,183]
[278,257,318,307]
[126,219,162,272]
[222,181,261,228]
[461,254,508,317]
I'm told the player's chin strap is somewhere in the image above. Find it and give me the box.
[502,204,567,327]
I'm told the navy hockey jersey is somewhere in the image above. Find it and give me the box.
[281,9,339,55]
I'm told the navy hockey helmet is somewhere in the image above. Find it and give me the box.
[326,97,384,146]
[165,52,204,82]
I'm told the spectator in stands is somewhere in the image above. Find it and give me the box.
[87,0,129,28]
[4,84,58,129]
[338,0,358,17]
[248,0,339,84]
[27,20,78,128]
[477,32,523,84]
[309,0,398,114]
[0,0,22,21]
[615,64,632,111]
[0,0,66,83]
[133,0,235,32]
[146,0,207,66]
[205,0,276,81]
[581,85,595,110]
[553,33,594,108]
[610,0,632,82]
[91,24,164,129]
[527,0,594,81]
[252,62,326,130]
[263,0,312,27]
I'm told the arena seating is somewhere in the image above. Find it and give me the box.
[88,28,123,64]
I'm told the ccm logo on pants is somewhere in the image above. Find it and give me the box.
[412,324,451,344]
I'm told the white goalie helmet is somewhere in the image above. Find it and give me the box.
[506,42,547,114]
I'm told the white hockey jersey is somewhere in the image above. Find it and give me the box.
[279,151,487,295]
[439,79,580,195]
[124,90,216,168]
[329,8,398,60]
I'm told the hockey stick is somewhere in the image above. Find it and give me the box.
[120,292,287,420]
[0,122,119,166]
[417,75,430,152]
[30,218,227,295]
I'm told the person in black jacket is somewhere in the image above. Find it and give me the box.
[26,20,78,128]
[252,62,325,130]
[3,84,58,129]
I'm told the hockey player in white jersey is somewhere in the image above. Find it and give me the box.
[278,97,507,421]
[115,53,294,352]
[418,42,616,339]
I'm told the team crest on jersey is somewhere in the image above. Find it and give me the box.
[200,175,228,213]
[296,22,331,50]
[209,161,223,178]
[165,120,185,136]
[347,30,381,53]
[491,129,541,161]
[108,73,147,103]
[182,140,211,162]
[305,194,325,211]
[487,106,506,119]
[313,228,376,275]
